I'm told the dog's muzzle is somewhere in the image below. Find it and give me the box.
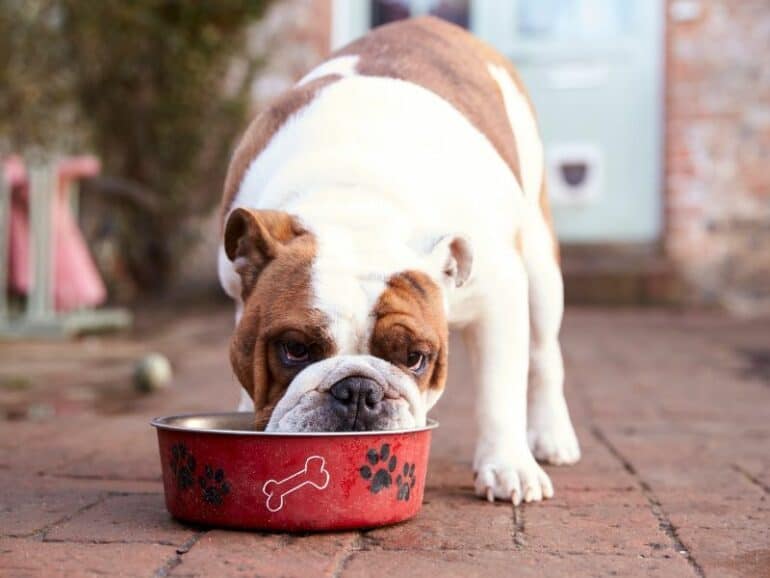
[264,355,427,432]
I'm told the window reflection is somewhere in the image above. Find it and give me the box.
[371,0,410,27]
[371,0,469,29]
[518,0,633,41]
[429,0,469,28]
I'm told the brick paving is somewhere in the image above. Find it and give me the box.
[1,306,768,577]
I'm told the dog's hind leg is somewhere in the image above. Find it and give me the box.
[521,178,580,465]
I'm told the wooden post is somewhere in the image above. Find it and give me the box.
[27,163,55,321]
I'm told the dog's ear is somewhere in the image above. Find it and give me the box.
[427,235,474,289]
[224,208,305,297]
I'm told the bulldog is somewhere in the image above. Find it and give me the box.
[218,17,580,504]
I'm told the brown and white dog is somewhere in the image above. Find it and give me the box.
[218,17,580,504]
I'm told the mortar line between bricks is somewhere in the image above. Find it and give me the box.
[330,546,683,556]
[512,503,525,548]
[330,533,364,578]
[153,530,208,578]
[10,492,111,540]
[731,463,770,495]
[41,537,184,546]
[591,425,706,578]
[44,472,161,483]
[35,450,99,476]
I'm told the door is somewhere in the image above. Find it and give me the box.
[331,0,665,243]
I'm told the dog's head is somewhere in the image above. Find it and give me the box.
[222,208,472,432]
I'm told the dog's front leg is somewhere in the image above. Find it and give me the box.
[464,252,553,504]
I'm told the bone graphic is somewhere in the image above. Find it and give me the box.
[262,455,330,513]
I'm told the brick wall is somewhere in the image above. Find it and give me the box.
[248,0,331,106]
[666,0,770,313]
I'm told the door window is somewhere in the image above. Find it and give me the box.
[517,0,634,42]
[370,0,470,29]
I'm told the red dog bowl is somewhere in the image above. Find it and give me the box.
[151,412,438,531]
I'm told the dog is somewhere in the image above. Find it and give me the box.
[218,17,580,504]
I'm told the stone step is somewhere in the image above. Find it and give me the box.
[561,244,684,306]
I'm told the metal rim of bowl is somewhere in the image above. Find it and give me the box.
[151,412,439,437]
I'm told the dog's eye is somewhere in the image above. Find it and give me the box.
[280,341,310,365]
[406,351,427,374]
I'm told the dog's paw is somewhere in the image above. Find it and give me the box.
[527,394,581,466]
[474,447,553,505]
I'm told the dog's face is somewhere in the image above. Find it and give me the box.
[223,208,472,432]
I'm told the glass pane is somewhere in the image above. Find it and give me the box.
[371,0,470,29]
[371,0,411,27]
[429,0,470,28]
[518,0,634,42]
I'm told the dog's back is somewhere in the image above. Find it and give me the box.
[222,17,550,240]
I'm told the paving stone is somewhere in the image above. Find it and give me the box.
[523,488,675,557]
[0,537,176,578]
[170,530,358,578]
[46,493,194,545]
[48,424,163,481]
[547,427,638,492]
[660,488,769,531]
[424,457,474,490]
[0,417,104,474]
[340,549,695,578]
[734,458,770,495]
[0,474,106,537]
[365,488,514,550]
[677,526,770,578]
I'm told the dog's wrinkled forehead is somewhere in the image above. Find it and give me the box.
[310,269,384,355]
[309,226,419,355]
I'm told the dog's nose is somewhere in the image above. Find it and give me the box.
[329,376,384,429]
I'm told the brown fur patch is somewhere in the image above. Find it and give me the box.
[225,208,309,299]
[219,75,340,229]
[227,215,337,430]
[370,270,449,395]
[337,16,536,190]
[538,169,560,262]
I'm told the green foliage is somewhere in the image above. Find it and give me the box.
[1,0,271,289]
[0,0,79,150]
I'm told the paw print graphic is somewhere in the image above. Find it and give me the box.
[396,462,416,501]
[170,443,196,490]
[198,464,231,506]
[359,443,397,494]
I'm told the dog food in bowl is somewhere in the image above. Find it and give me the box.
[152,412,437,531]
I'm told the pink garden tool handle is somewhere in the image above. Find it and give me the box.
[262,456,330,513]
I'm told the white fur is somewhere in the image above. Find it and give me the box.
[222,63,580,503]
[266,355,424,431]
[490,63,581,468]
[298,55,359,86]
[487,64,543,200]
